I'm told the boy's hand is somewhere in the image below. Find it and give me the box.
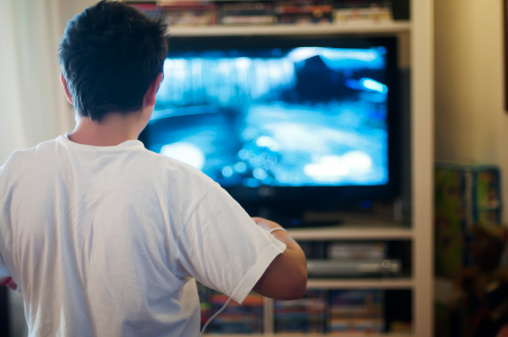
[0,277,17,291]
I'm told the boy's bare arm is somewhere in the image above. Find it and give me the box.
[251,217,307,300]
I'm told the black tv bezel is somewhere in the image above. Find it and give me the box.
[141,34,400,215]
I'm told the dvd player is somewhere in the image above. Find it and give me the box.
[307,259,402,277]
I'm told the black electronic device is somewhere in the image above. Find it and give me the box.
[140,35,400,225]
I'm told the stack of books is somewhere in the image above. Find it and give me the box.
[218,2,277,25]
[275,1,334,25]
[197,283,213,328]
[125,0,396,26]
[158,1,218,26]
[333,0,393,24]
[206,292,264,333]
[274,290,327,333]
[328,290,385,334]
[125,2,165,19]
[198,285,390,334]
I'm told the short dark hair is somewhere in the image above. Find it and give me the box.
[59,1,168,122]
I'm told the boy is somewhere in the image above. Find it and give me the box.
[0,1,307,336]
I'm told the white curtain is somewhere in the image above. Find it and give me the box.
[0,1,97,335]
[0,0,75,165]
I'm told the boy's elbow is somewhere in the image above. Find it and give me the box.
[286,271,308,300]
[253,248,308,300]
[278,264,308,300]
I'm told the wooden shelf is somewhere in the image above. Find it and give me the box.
[307,278,414,290]
[168,21,411,37]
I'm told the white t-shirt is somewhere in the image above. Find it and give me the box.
[0,135,286,337]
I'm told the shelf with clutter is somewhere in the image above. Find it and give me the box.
[198,287,413,335]
[126,0,433,336]
[197,231,414,335]
[123,0,404,35]
[434,163,508,337]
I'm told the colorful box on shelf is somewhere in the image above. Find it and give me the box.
[435,162,503,278]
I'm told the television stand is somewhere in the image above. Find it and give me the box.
[277,217,343,229]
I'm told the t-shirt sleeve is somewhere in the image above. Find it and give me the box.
[175,183,286,304]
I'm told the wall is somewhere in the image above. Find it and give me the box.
[58,0,97,30]
[0,0,97,165]
[0,0,68,164]
[434,0,508,222]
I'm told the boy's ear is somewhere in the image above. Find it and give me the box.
[144,72,164,107]
[60,74,73,105]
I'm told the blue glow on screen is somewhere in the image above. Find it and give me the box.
[147,46,389,187]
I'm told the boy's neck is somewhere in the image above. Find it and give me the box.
[68,111,148,147]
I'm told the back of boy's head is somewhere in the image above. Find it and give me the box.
[59,0,168,122]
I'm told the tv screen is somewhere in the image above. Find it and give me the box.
[141,36,399,216]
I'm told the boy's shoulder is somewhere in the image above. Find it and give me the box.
[1,137,60,169]
[1,135,217,188]
[146,149,216,185]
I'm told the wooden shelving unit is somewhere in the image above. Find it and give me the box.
[184,16,434,335]
[131,1,434,335]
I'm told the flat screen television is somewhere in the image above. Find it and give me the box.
[140,35,399,225]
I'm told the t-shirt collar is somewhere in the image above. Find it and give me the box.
[58,133,145,150]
